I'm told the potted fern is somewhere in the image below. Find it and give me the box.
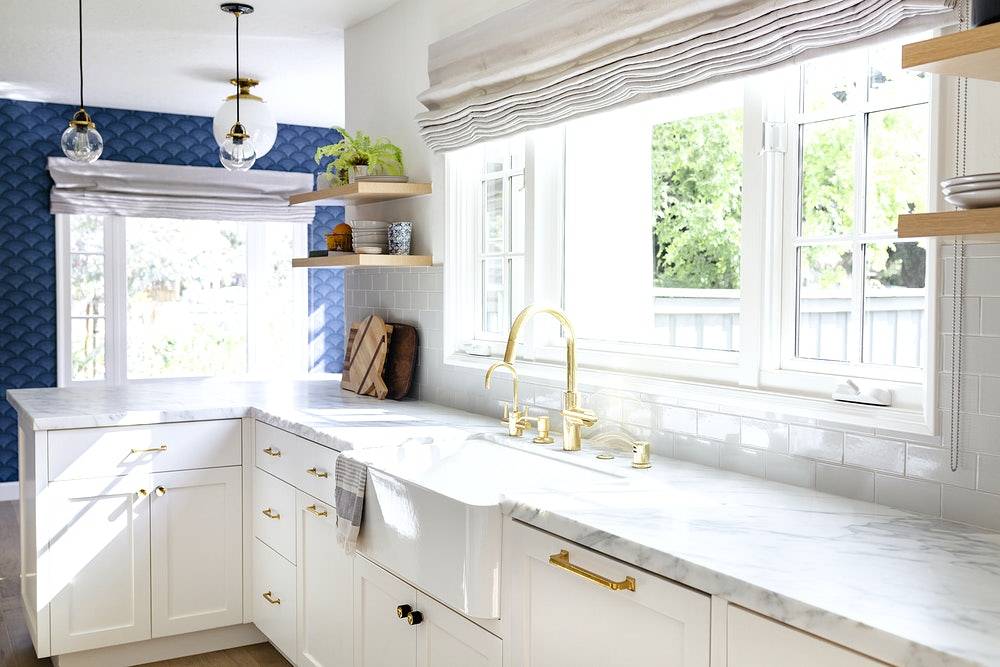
[314,127,405,186]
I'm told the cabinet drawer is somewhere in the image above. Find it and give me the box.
[255,421,304,484]
[253,468,296,563]
[295,439,338,507]
[49,419,241,482]
[253,538,297,661]
[727,606,884,666]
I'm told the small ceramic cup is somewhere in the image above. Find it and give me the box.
[388,222,413,255]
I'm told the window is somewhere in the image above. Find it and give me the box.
[446,38,937,424]
[57,214,307,385]
[784,42,930,377]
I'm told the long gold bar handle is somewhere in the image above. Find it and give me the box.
[306,467,329,478]
[262,591,281,605]
[548,550,636,592]
[131,444,167,454]
[306,504,328,518]
[262,447,281,457]
[261,508,280,520]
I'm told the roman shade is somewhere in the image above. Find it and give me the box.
[48,157,314,223]
[417,0,957,152]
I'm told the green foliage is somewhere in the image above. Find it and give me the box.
[314,127,404,184]
[651,109,743,289]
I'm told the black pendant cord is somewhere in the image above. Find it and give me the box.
[235,11,240,124]
[78,0,84,109]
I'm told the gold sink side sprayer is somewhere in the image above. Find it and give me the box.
[499,305,597,451]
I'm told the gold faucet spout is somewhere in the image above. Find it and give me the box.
[485,361,519,410]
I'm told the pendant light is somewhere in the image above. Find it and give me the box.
[213,77,277,158]
[218,3,256,171]
[60,0,103,163]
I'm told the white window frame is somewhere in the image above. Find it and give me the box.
[55,214,309,387]
[444,46,942,436]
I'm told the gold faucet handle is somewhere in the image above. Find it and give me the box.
[563,406,598,428]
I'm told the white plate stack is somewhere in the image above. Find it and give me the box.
[941,173,1000,209]
[350,221,389,253]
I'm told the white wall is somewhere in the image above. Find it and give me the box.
[344,0,525,258]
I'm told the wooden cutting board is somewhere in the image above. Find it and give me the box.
[341,315,390,399]
[343,320,418,400]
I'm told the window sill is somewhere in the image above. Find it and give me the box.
[443,351,935,437]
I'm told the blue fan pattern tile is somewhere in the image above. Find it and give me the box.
[0,98,345,483]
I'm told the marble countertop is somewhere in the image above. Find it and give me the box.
[9,378,1000,665]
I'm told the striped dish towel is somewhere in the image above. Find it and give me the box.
[334,453,368,554]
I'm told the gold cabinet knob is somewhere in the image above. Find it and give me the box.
[131,444,168,454]
[396,604,412,619]
[262,591,281,605]
[137,489,149,497]
[261,508,280,520]
[306,504,328,518]
[306,467,329,478]
[262,447,281,457]
[406,610,423,626]
[154,486,167,496]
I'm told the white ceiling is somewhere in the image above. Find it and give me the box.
[0,0,400,127]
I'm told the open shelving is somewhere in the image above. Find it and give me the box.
[288,181,432,206]
[291,254,434,268]
[902,22,1000,83]
[898,208,1000,238]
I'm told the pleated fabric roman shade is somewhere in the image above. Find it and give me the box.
[417,0,956,152]
[48,157,314,224]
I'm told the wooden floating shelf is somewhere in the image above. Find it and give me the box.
[902,22,1000,82]
[898,208,1000,238]
[288,181,432,206]
[291,254,434,268]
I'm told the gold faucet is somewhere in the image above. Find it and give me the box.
[499,305,597,451]
[484,361,554,443]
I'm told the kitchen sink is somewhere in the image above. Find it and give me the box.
[354,437,625,619]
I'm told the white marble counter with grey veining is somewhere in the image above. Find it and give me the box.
[8,378,1000,666]
[5,377,497,451]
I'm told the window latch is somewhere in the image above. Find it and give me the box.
[761,122,787,155]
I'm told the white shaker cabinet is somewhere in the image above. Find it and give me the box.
[504,520,711,667]
[150,466,244,638]
[353,555,501,667]
[46,475,153,654]
[296,491,353,667]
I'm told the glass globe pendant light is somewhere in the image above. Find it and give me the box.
[213,78,276,158]
[61,0,103,163]
[219,3,256,171]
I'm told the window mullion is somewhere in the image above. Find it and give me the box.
[105,216,128,385]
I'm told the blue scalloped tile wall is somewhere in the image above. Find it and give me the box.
[0,98,346,483]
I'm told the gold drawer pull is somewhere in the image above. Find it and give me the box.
[263,447,281,457]
[306,467,329,479]
[131,444,167,454]
[306,504,328,518]
[549,550,636,592]
[154,486,167,496]
[262,591,281,605]
[262,508,280,520]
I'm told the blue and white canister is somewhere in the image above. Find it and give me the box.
[388,222,413,255]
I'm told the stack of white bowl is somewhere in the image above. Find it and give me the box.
[350,221,389,253]
[942,173,1000,209]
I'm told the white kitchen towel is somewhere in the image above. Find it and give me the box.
[334,453,368,554]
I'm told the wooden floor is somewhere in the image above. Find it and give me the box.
[0,500,290,666]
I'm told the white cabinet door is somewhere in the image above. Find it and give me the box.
[727,606,884,666]
[47,475,152,654]
[254,538,298,661]
[415,592,502,667]
[150,466,243,638]
[297,491,353,667]
[354,555,417,667]
[505,520,710,667]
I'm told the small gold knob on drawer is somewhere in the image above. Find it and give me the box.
[131,444,167,454]
[306,504,328,518]
[262,508,280,520]
[406,611,423,626]
[262,447,281,457]
[154,486,167,496]
[262,591,281,605]
[306,467,329,478]
[137,489,149,497]
[396,604,412,619]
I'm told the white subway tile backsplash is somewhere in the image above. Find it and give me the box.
[937,374,980,414]
[740,417,789,453]
[622,399,654,429]
[788,425,844,463]
[816,464,875,502]
[978,454,1000,494]
[938,411,1000,455]
[980,375,1000,415]
[655,405,698,435]
[697,412,740,443]
[843,434,906,474]
[674,435,721,468]
[942,486,1000,531]
[906,444,977,489]
[765,452,816,488]
[942,257,1000,296]
[982,298,1000,335]
[938,297,982,335]
[721,445,765,478]
[875,475,941,515]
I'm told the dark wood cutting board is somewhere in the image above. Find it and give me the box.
[343,320,418,400]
